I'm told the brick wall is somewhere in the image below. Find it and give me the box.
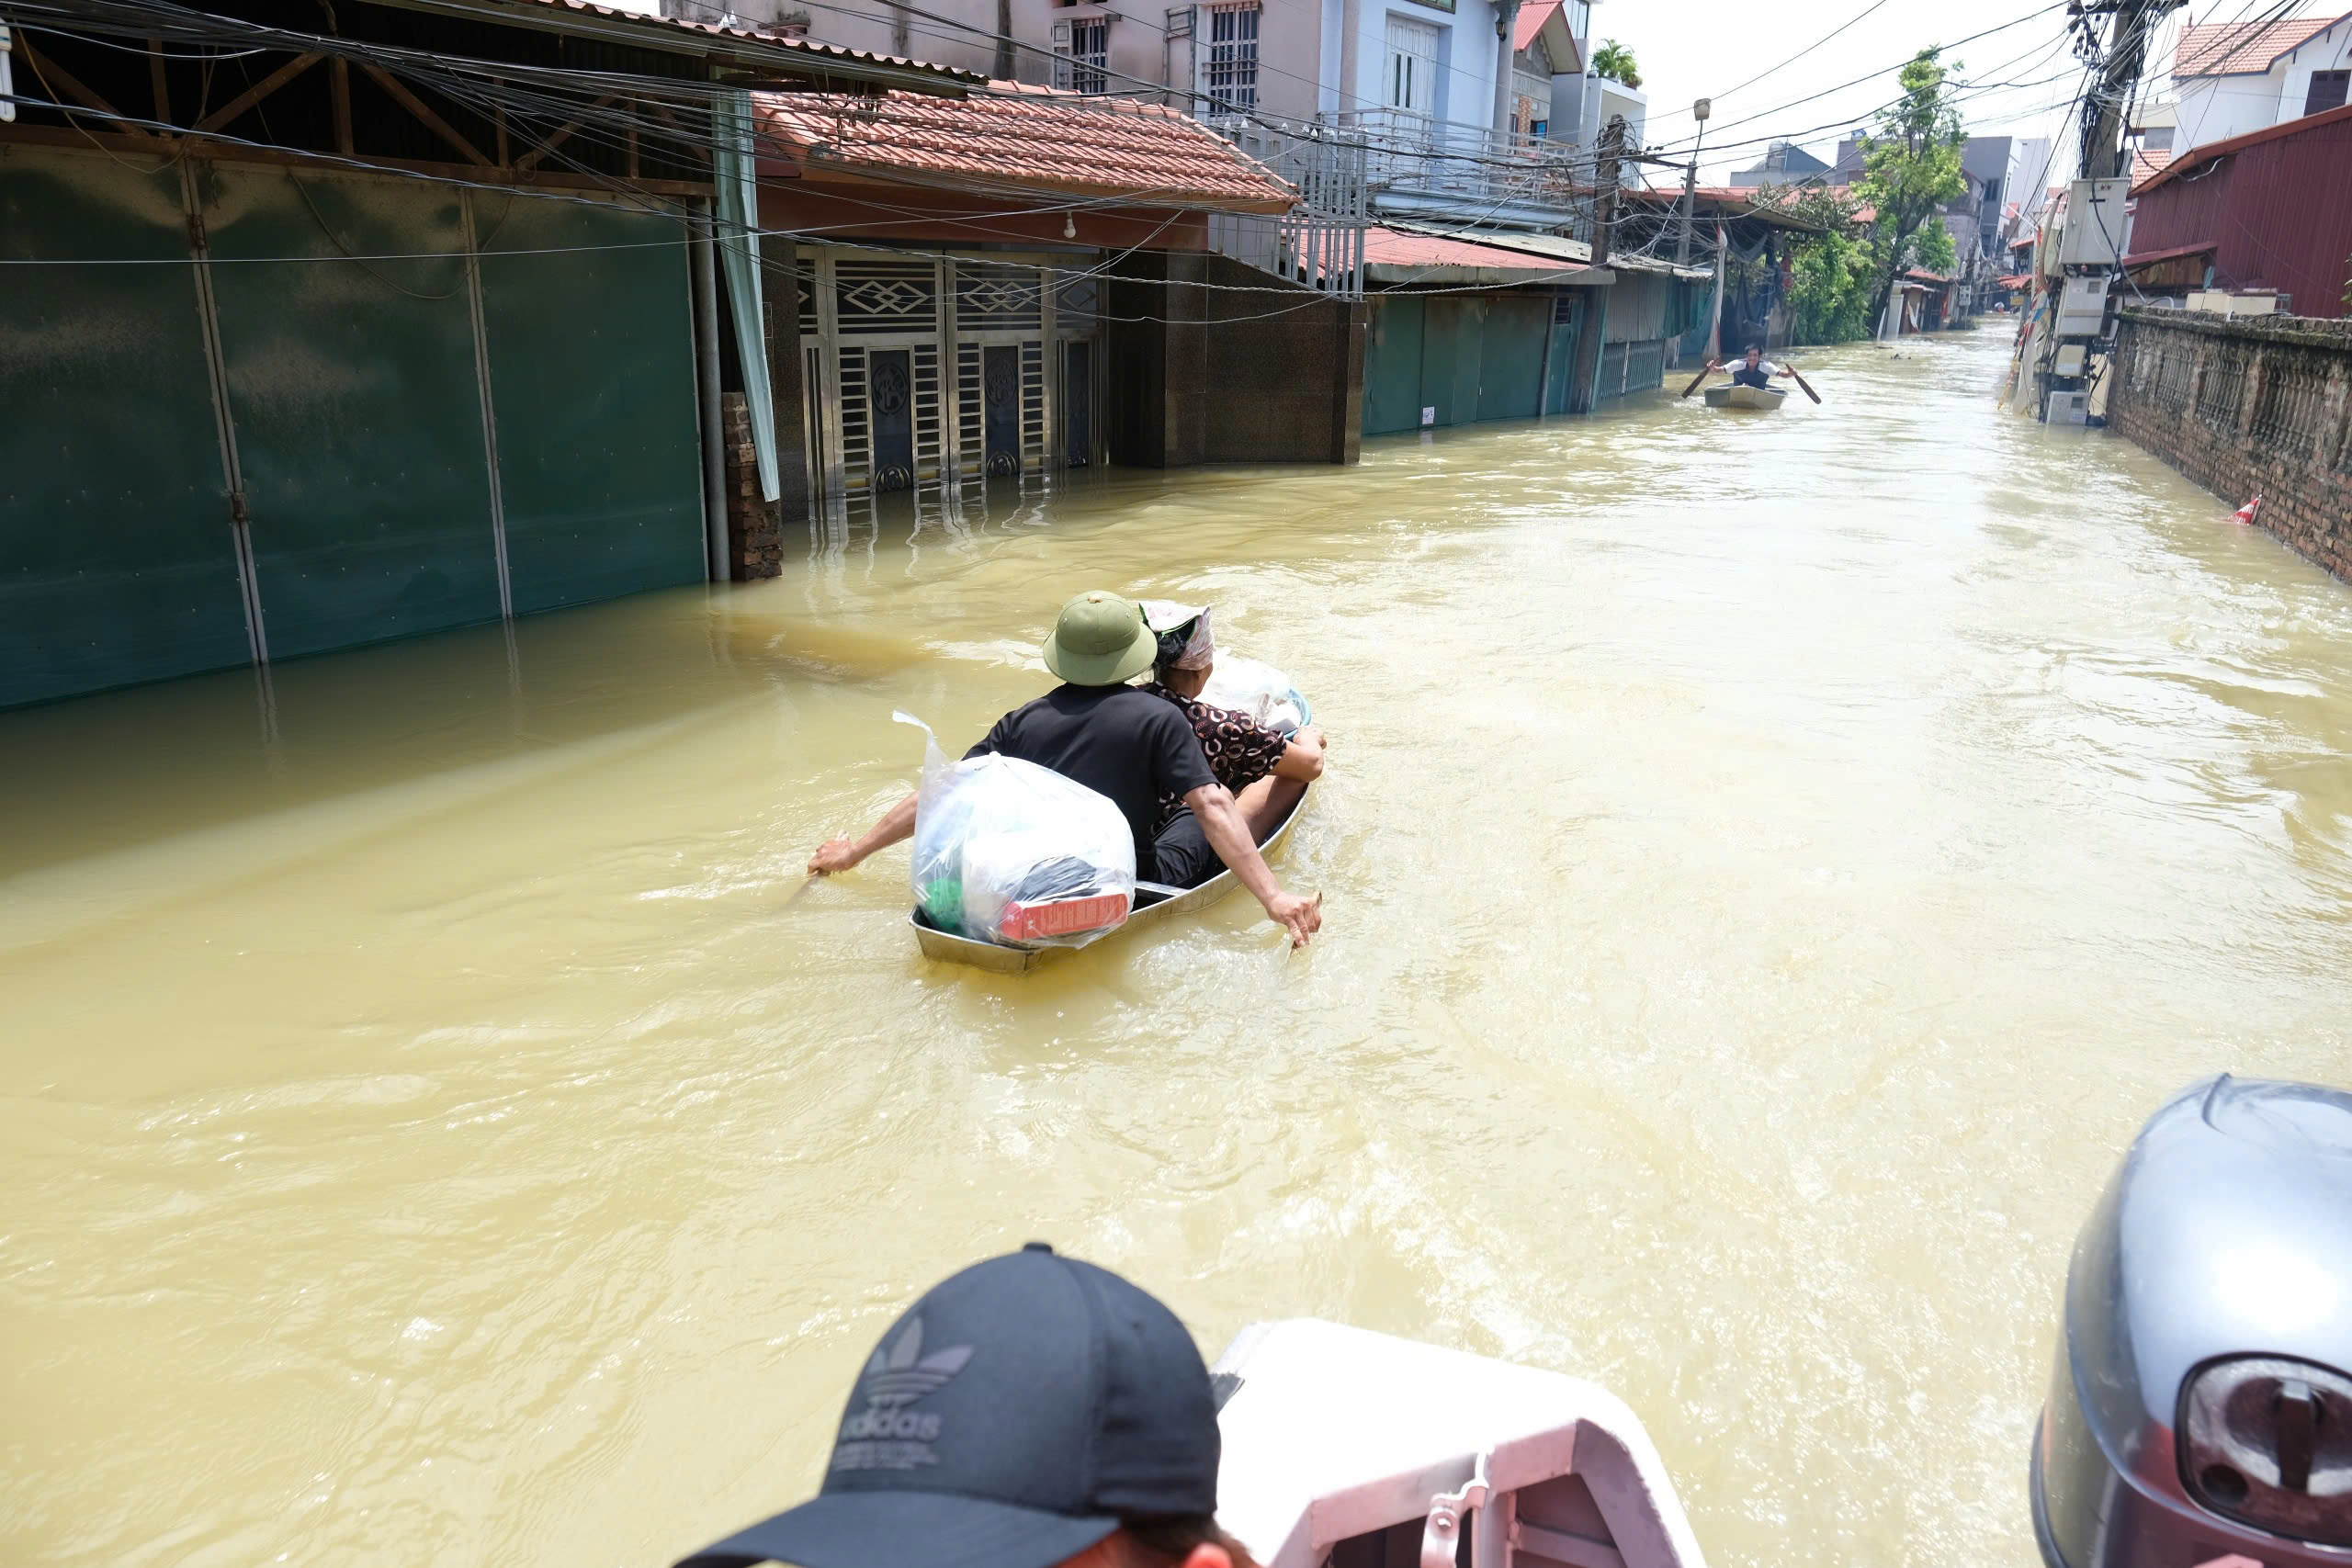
[719,390,783,580]
[2109,309,2352,580]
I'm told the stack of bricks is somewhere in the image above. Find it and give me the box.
[719,389,784,581]
[2109,309,2352,582]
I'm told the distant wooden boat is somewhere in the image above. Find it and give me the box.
[1704,383,1788,411]
[910,788,1309,974]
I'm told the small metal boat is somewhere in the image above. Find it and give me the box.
[909,786,1309,973]
[1215,1318,1707,1568]
[1702,383,1787,411]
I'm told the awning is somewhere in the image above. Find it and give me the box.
[1363,225,1610,287]
[1998,273,2033,289]
[2120,241,2218,270]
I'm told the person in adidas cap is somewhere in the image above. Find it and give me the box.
[674,1244,1253,1568]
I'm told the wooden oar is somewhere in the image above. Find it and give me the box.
[1783,363,1824,404]
[1679,360,1718,399]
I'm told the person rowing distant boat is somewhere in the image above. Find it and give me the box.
[1138,601,1324,846]
[1708,344,1791,389]
[808,591,1321,948]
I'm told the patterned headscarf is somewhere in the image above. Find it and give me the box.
[1140,600,1215,671]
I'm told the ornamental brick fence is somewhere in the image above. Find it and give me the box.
[2109,308,2352,581]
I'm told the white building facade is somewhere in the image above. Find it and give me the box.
[2171,12,2352,151]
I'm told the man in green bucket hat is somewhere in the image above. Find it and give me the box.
[808,591,1320,948]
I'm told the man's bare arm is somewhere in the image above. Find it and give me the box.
[1184,783,1321,948]
[809,790,917,875]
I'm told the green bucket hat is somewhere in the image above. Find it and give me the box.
[1042,591,1157,687]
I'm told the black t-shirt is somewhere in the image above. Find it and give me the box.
[967,684,1217,867]
[1730,363,1773,388]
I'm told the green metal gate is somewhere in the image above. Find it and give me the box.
[0,144,703,709]
[0,149,252,705]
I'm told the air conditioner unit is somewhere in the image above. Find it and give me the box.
[2059,178,2132,267]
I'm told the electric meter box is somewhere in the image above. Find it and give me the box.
[2059,178,2132,267]
[2056,275,2110,337]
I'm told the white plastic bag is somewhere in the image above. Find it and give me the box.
[1200,656,1309,736]
[897,713,1136,950]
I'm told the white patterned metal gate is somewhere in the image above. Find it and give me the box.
[799,246,1101,500]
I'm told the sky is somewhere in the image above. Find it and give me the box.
[1604,0,2343,185]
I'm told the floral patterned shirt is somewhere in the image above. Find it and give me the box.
[1141,681,1291,832]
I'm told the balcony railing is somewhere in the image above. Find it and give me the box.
[1204,118,1369,299]
[1317,108,1597,227]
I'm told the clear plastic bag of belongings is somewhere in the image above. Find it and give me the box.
[897,713,1136,949]
[1199,656,1311,736]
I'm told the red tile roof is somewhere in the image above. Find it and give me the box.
[2130,147,2176,186]
[1513,0,1557,53]
[2134,98,2352,192]
[755,85,1296,213]
[2172,11,2348,76]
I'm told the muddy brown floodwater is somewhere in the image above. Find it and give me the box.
[7,332,2352,1568]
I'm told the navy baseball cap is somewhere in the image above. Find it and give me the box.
[676,1245,1221,1568]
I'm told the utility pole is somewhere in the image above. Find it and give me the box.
[1676,96,1709,266]
[2078,0,2178,180]
[1591,112,1624,265]
[994,0,1014,80]
[2016,0,2182,422]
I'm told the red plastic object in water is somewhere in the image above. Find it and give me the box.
[998,892,1131,943]
[2232,494,2262,525]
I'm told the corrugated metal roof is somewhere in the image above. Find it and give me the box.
[2172,11,2348,77]
[2130,104,2352,316]
[756,85,1296,212]
[367,0,982,90]
[1363,224,1607,285]
[1376,220,1706,280]
[2120,240,2218,268]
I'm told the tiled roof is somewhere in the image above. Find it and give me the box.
[2130,147,2175,186]
[1513,0,1556,53]
[755,85,1296,213]
[2172,11,2347,76]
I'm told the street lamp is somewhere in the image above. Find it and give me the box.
[1676,97,1710,265]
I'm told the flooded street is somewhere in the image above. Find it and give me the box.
[9,329,2352,1568]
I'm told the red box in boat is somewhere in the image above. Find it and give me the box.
[998,892,1130,942]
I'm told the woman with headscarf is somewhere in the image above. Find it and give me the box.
[1138,602,1325,845]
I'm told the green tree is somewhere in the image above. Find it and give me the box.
[1780,186,1877,344]
[1590,39,1641,88]
[1853,47,1968,332]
